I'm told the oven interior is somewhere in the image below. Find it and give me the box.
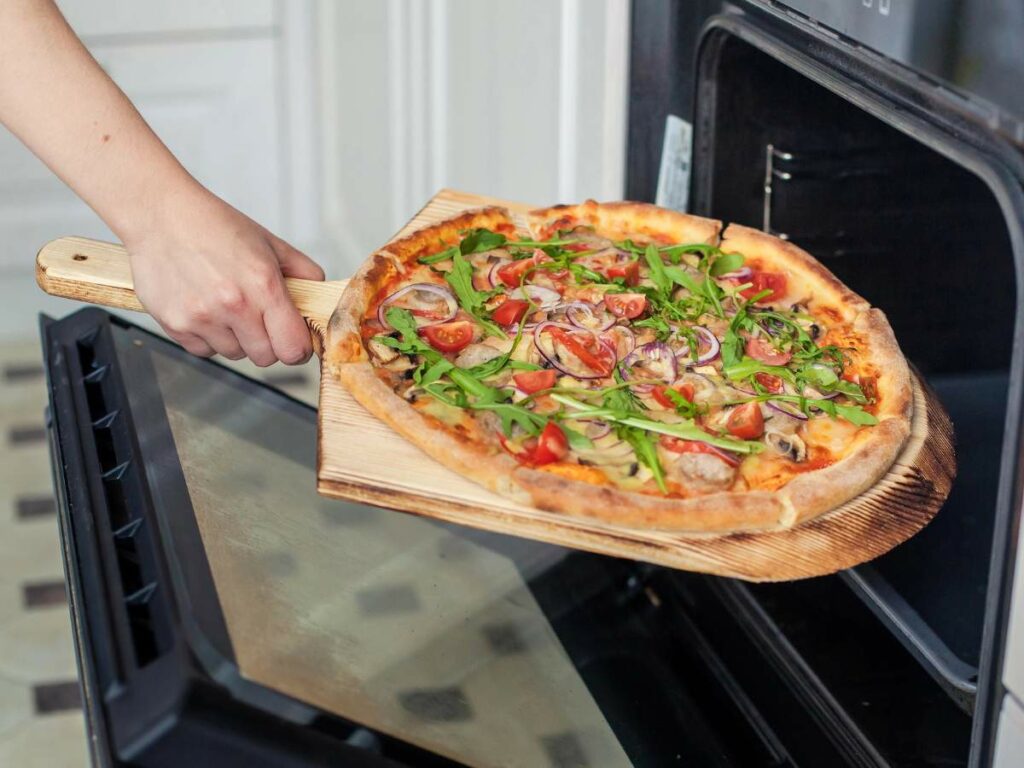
[689,19,1023,766]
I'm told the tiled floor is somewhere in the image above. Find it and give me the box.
[0,330,318,766]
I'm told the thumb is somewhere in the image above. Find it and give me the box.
[273,238,326,281]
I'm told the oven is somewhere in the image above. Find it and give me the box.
[41,2,1024,766]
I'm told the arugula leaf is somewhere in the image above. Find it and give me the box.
[664,387,701,418]
[418,358,453,387]
[471,402,545,436]
[561,425,594,451]
[459,228,507,254]
[644,244,672,296]
[418,245,459,265]
[723,357,797,386]
[664,265,701,295]
[831,404,879,426]
[507,238,580,248]
[382,307,504,404]
[444,252,506,338]
[709,251,744,277]
[446,252,486,313]
[380,307,437,357]
[621,427,667,492]
[552,394,760,454]
[633,315,673,340]
[703,274,725,318]
[831,379,868,403]
[801,364,839,390]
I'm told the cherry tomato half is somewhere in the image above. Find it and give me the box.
[604,292,648,319]
[419,320,474,353]
[513,368,557,394]
[531,421,569,465]
[740,271,787,304]
[659,436,740,467]
[605,260,640,286]
[652,382,696,409]
[754,372,784,393]
[496,258,536,288]
[545,327,617,377]
[492,298,529,326]
[726,402,765,439]
[745,337,793,366]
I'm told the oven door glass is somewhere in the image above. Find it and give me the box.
[48,312,971,768]
[110,319,755,768]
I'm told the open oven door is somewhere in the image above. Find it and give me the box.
[43,310,981,767]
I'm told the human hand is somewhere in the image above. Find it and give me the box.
[127,188,325,366]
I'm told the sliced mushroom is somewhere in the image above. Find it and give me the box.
[765,431,807,462]
[368,338,399,365]
[455,343,504,369]
[385,356,417,373]
[657,444,737,492]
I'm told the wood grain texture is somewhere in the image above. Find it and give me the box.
[33,190,956,581]
[35,235,347,335]
[316,189,956,581]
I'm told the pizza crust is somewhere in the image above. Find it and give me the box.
[327,201,914,534]
[528,200,722,246]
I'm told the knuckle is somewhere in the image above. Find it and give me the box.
[252,266,281,294]
[217,284,246,312]
[184,299,211,325]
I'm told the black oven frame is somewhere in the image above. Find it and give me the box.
[628,4,1024,766]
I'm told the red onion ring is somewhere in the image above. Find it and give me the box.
[565,301,615,332]
[487,260,509,289]
[703,443,742,467]
[620,341,678,393]
[674,326,721,364]
[532,322,614,380]
[579,419,612,440]
[509,285,561,309]
[767,401,809,420]
[720,266,752,280]
[377,283,458,328]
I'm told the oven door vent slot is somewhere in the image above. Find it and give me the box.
[73,329,174,672]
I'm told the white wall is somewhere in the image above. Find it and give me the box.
[0,0,319,340]
[317,0,631,274]
[0,0,630,339]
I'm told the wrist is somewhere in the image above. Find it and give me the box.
[113,169,212,252]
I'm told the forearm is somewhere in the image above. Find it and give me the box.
[0,0,203,244]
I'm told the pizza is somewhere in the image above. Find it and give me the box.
[326,201,913,532]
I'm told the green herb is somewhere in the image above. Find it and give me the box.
[560,424,594,451]
[459,228,507,254]
[418,245,459,265]
[644,244,673,296]
[445,252,506,338]
[471,401,546,436]
[623,428,667,492]
[379,307,504,404]
[552,394,761,454]
[664,387,701,419]
[709,251,745,277]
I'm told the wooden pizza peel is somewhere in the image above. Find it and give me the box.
[35,188,955,581]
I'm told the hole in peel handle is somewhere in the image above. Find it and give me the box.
[35,235,350,326]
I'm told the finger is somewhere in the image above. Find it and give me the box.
[166,330,215,358]
[197,325,245,360]
[263,296,314,365]
[231,310,278,367]
[273,239,326,281]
